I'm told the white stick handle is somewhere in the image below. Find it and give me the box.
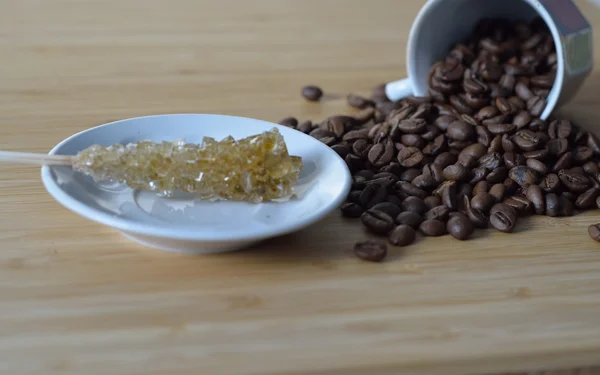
[0,151,73,166]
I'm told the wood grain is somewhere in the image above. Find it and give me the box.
[0,0,600,374]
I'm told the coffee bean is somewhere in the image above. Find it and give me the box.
[394,119,428,134]
[424,195,442,210]
[368,140,395,167]
[341,202,363,218]
[447,213,474,240]
[302,85,323,101]
[583,161,600,175]
[424,163,444,183]
[345,154,364,172]
[489,203,517,233]
[473,181,490,195]
[553,152,573,172]
[588,224,600,242]
[574,146,593,163]
[464,194,488,228]
[447,120,473,141]
[396,181,427,199]
[442,163,468,181]
[399,168,421,183]
[526,185,545,215]
[425,205,450,222]
[354,240,387,262]
[361,209,395,235]
[347,94,373,109]
[576,188,599,209]
[504,196,533,216]
[558,169,590,193]
[343,128,370,143]
[435,115,457,131]
[419,219,446,237]
[545,193,560,217]
[515,82,534,101]
[503,152,526,169]
[548,120,572,139]
[489,183,506,202]
[513,111,532,130]
[389,225,417,247]
[359,184,387,209]
[561,195,575,217]
[397,147,424,168]
[395,211,423,229]
[509,166,539,187]
[527,96,545,117]
[471,192,496,213]
[402,196,428,215]
[487,123,517,136]
[540,173,560,192]
[526,158,548,175]
[547,138,569,156]
[371,202,403,218]
[486,167,508,184]
[441,184,458,210]
[278,117,298,127]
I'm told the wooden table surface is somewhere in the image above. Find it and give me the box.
[1,1,600,374]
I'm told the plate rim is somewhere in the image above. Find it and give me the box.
[40,113,352,242]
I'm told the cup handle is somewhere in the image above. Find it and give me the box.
[385,78,413,101]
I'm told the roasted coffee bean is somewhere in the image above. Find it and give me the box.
[468,166,487,185]
[523,149,548,160]
[331,144,351,159]
[368,141,395,167]
[389,225,417,247]
[547,138,568,156]
[354,240,387,262]
[509,166,539,187]
[476,125,493,146]
[359,184,388,209]
[583,161,600,175]
[548,119,572,139]
[395,211,423,229]
[503,152,526,169]
[473,181,490,195]
[425,205,450,222]
[441,184,458,210]
[560,195,575,216]
[558,169,590,193]
[361,209,395,235]
[475,106,499,122]
[526,185,545,215]
[576,188,600,209]
[296,120,313,133]
[370,172,399,187]
[419,219,447,236]
[401,134,426,148]
[479,152,502,170]
[504,196,533,216]
[352,175,367,190]
[464,194,488,228]
[486,167,508,184]
[501,134,517,153]
[447,120,473,141]
[545,193,560,217]
[515,82,534,101]
[424,163,444,183]
[503,177,520,196]
[397,147,424,167]
[302,85,323,101]
[489,203,517,233]
[540,173,560,192]
[459,143,487,163]
[513,130,543,151]
[488,135,503,153]
[489,183,506,202]
[574,146,594,163]
[588,224,600,242]
[356,170,375,180]
[354,107,375,125]
[341,202,363,218]
[347,94,373,109]
[411,174,436,190]
[400,168,421,183]
[278,116,298,127]
[528,118,547,132]
[531,74,554,89]
[396,181,427,199]
[471,192,496,213]
[370,202,403,218]
[402,196,428,215]
[424,195,442,210]
[527,96,545,117]
[487,123,517,136]
[345,154,364,172]
[435,115,458,131]
[526,158,548,175]
[343,128,370,143]
[513,111,532,129]
[447,212,474,240]
[310,128,335,140]
[442,163,469,181]
[553,152,573,172]
[393,118,427,134]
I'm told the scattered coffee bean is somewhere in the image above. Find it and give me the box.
[490,203,518,233]
[341,202,363,218]
[389,225,417,246]
[361,209,395,235]
[302,85,323,101]
[347,94,373,109]
[588,224,600,242]
[419,219,446,237]
[447,213,474,240]
[354,240,387,262]
[395,211,423,229]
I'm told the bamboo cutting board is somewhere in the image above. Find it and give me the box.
[0,1,600,374]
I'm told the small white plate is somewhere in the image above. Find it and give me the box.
[41,114,351,254]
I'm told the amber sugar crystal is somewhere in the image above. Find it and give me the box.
[71,128,303,202]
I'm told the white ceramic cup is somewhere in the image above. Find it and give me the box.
[385,0,593,120]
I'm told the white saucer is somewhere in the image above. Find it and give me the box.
[41,114,351,254]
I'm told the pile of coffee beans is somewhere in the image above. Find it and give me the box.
[283,17,600,262]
